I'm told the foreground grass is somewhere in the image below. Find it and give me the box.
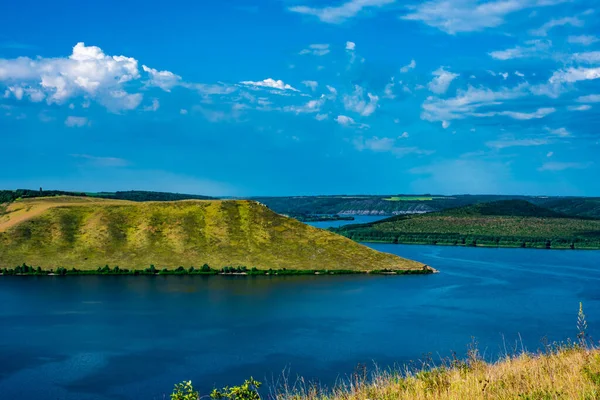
[277,346,600,400]
[173,345,600,400]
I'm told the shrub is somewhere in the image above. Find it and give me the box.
[170,380,199,400]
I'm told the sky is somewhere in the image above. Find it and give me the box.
[1,0,599,196]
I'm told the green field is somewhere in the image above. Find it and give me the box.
[335,200,600,249]
[0,196,430,272]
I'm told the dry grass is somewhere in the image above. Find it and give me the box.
[277,346,600,400]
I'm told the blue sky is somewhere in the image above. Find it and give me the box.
[1,0,599,196]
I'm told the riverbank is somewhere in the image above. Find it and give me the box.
[345,237,600,250]
[0,264,438,276]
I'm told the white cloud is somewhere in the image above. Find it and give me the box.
[240,78,299,92]
[571,51,600,64]
[400,131,409,138]
[299,44,330,56]
[401,0,567,34]
[289,0,395,24]
[0,42,180,111]
[442,120,450,129]
[180,109,188,115]
[335,114,369,128]
[302,80,319,91]
[549,67,600,84]
[383,77,396,99]
[336,115,355,125]
[538,161,592,171]
[143,98,160,112]
[346,41,356,51]
[400,59,416,73]
[428,67,459,94]
[70,153,128,167]
[474,107,556,120]
[354,136,431,156]
[142,65,181,91]
[65,116,89,127]
[568,35,599,46]
[576,94,600,103]
[567,104,591,111]
[546,127,570,137]
[284,95,326,114]
[515,71,525,77]
[547,151,554,157]
[489,40,550,60]
[315,113,329,121]
[422,83,529,122]
[486,138,548,149]
[343,85,379,116]
[500,72,509,80]
[529,16,584,37]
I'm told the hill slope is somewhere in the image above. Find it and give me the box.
[335,200,600,249]
[0,197,428,272]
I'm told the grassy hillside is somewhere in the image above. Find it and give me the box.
[335,200,600,249]
[0,197,429,272]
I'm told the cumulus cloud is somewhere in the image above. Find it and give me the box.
[240,78,299,92]
[345,41,356,51]
[428,67,459,94]
[549,67,600,84]
[335,114,369,128]
[568,35,599,46]
[65,116,90,127]
[289,0,395,24]
[143,98,160,112]
[0,42,181,111]
[284,95,327,114]
[343,85,379,116]
[400,59,416,73]
[142,65,182,91]
[299,44,330,56]
[401,0,567,34]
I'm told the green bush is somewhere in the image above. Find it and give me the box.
[170,380,199,400]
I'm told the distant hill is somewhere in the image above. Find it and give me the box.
[251,195,600,219]
[0,197,428,272]
[334,200,600,249]
[91,190,215,202]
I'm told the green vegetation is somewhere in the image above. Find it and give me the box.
[0,189,87,203]
[252,195,600,219]
[335,200,600,249]
[0,196,430,273]
[90,190,214,202]
[383,196,447,201]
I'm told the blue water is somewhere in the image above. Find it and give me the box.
[304,215,387,229]
[0,244,599,400]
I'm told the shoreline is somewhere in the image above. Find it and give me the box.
[0,265,437,277]
[347,239,600,251]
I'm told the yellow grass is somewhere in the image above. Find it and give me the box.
[277,346,600,400]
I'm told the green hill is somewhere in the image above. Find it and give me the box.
[0,197,430,273]
[335,200,600,249]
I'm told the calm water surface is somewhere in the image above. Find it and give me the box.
[0,244,599,400]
